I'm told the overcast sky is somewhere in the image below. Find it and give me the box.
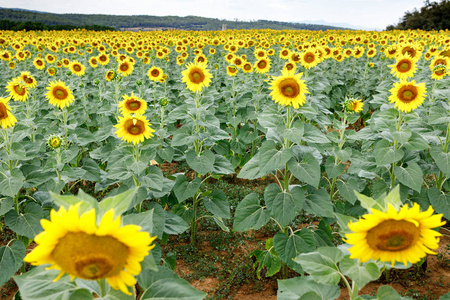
[1,0,426,30]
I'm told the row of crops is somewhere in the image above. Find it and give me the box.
[0,28,449,299]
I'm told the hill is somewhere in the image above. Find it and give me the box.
[0,7,348,31]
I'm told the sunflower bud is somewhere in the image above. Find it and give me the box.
[94,79,100,85]
[136,80,142,86]
[48,135,63,150]
[159,97,168,106]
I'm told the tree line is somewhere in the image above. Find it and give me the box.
[0,8,345,31]
[387,0,450,30]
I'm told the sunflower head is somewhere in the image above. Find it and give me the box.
[114,115,155,144]
[147,66,164,82]
[47,135,63,149]
[119,93,147,116]
[181,62,212,92]
[105,70,116,82]
[19,71,37,88]
[388,80,427,113]
[389,53,417,80]
[24,200,157,295]
[0,97,16,129]
[343,97,364,113]
[6,78,29,102]
[268,69,309,109]
[45,80,75,109]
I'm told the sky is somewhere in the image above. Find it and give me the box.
[1,0,426,30]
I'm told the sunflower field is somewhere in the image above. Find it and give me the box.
[0,28,450,300]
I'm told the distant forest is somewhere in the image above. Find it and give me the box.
[0,7,345,31]
[387,0,450,30]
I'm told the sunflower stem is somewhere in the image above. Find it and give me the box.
[97,279,108,297]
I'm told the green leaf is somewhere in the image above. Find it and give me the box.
[340,256,381,289]
[51,189,98,214]
[0,240,26,287]
[81,158,101,182]
[374,140,404,166]
[265,185,303,227]
[336,180,358,205]
[335,147,352,163]
[68,289,94,300]
[273,229,316,273]
[304,189,334,218]
[123,209,160,238]
[0,197,14,217]
[293,247,344,285]
[334,213,357,237]
[325,157,345,178]
[394,162,423,192]
[250,247,282,279]
[173,175,201,203]
[303,124,329,144]
[139,166,164,191]
[277,276,340,300]
[170,130,196,147]
[287,153,320,188]
[403,132,429,151]
[428,187,450,220]
[4,202,43,239]
[0,169,24,197]
[376,285,402,300]
[139,267,206,300]
[157,146,174,163]
[237,155,264,179]
[233,193,270,232]
[203,190,230,219]
[258,140,293,173]
[211,155,234,175]
[430,145,450,177]
[186,149,215,176]
[144,203,166,239]
[99,187,138,217]
[212,216,230,232]
[14,266,77,300]
[164,211,189,235]
[278,120,304,144]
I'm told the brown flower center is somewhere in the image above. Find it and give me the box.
[13,84,26,96]
[53,87,68,100]
[189,68,205,84]
[120,63,129,71]
[126,99,141,111]
[0,103,8,119]
[151,69,160,77]
[52,232,128,280]
[257,60,267,69]
[304,53,315,63]
[397,85,418,103]
[367,220,419,251]
[125,119,145,135]
[279,78,300,98]
[397,59,412,72]
[36,60,43,66]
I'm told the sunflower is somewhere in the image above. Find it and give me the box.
[242,62,253,73]
[283,61,297,72]
[226,65,238,77]
[47,67,57,76]
[268,69,309,109]
[19,71,37,88]
[47,135,63,149]
[0,97,17,128]
[117,61,134,77]
[45,80,75,109]
[8,61,15,69]
[105,70,116,82]
[343,97,364,113]
[97,54,110,65]
[115,115,155,144]
[345,203,445,266]
[62,58,70,68]
[431,65,447,80]
[389,53,417,80]
[6,78,29,102]
[147,66,164,82]
[33,57,45,70]
[389,80,427,113]
[118,93,147,116]
[181,62,212,92]
[24,203,156,295]
[70,61,86,76]
[89,57,99,68]
[254,58,271,74]
[300,50,320,69]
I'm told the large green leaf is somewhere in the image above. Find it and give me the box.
[81,158,101,182]
[203,190,230,219]
[374,140,403,166]
[325,156,344,178]
[304,189,334,218]
[251,238,282,279]
[211,155,234,175]
[293,247,344,285]
[5,202,43,239]
[163,211,189,235]
[138,267,206,300]
[287,153,320,188]
[186,149,215,176]
[265,184,304,227]
[303,124,329,144]
[51,189,99,214]
[394,162,423,192]
[340,256,381,289]
[0,169,24,197]
[173,175,201,203]
[273,229,316,273]
[0,240,26,287]
[98,188,138,217]
[258,140,293,173]
[14,266,77,300]
[277,276,340,300]
[237,155,264,179]
[0,196,14,217]
[278,120,304,144]
[428,187,450,220]
[430,145,450,177]
[233,193,270,232]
